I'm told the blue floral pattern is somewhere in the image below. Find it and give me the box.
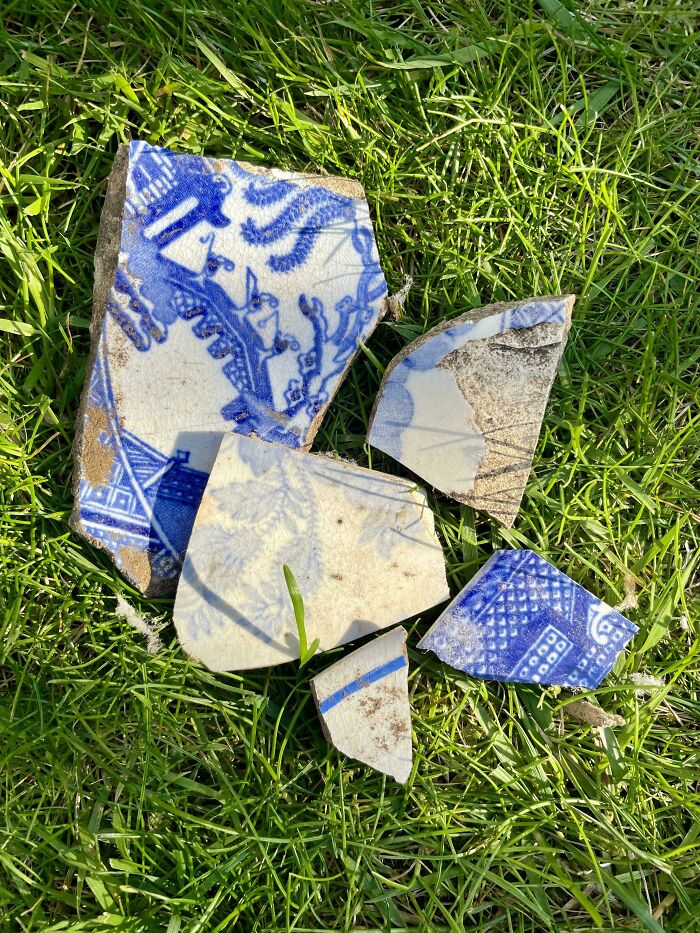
[173,434,450,671]
[112,141,386,445]
[181,445,412,646]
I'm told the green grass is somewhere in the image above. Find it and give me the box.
[1,1,699,929]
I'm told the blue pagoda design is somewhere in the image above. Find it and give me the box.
[77,347,209,587]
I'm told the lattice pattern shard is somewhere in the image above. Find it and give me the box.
[418,550,637,688]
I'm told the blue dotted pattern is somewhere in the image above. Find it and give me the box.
[419,550,637,689]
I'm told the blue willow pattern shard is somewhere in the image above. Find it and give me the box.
[418,550,637,689]
[71,141,387,593]
[76,347,210,584]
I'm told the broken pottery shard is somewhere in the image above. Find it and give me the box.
[173,433,449,671]
[311,626,412,783]
[418,550,637,689]
[367,295,575,527]
[71,141,387,594]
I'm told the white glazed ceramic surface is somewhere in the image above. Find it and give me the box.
[368,296,574,526]
[311,626,412,783]
[174,434,449,671]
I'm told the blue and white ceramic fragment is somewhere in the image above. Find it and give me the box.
[173,433,449,671]
[418,550,637,689]
[311,626,412,783]
[367,296,575,527]
[71,141,387,593]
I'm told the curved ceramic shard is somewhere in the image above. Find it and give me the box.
[71,142,387,594]
[311,627,412,783]
[367,295,575,527]
[418,549,637,689]
[174,434,449,671]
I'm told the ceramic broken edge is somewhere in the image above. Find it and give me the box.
[173,432,450,671]
[70,141,388,595]
[367,295,576,528]
[311,626,412,783]
[417,549,637,689]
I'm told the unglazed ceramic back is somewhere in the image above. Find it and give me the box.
[368,296,574,527]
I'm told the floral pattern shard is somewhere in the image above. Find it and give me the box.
[71,141,387,594]
[173,434,449,671]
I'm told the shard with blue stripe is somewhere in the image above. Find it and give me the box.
[311,626,412,782]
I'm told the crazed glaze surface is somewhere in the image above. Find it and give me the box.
[418,549,637,689]
[367,297,574,526]
[72,142,387,592]
[174,434,449,671]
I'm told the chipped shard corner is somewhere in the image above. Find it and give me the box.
[115,595,162,654]
[564,699,626,728]
[311,626,412,783]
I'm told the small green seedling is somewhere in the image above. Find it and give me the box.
[357,340,385,376]
[283,564,319,666]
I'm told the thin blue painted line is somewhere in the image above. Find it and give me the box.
[319,654,407,714]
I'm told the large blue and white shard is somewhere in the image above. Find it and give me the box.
[71,142,387,593]
[418,550,637,689]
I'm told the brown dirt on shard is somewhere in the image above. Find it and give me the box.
[81,406,115,488]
